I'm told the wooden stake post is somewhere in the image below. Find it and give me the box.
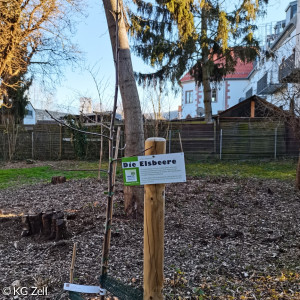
[144,137,166,300]
[70,243,77,283]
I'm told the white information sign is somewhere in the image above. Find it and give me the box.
[122,152,186,185]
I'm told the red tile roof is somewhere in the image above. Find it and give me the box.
[180,59,253,82]
[180,72,194,82]
[224,59,253,79]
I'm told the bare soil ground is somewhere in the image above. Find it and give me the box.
[0,171,300,299]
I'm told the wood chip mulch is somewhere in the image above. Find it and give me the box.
[0,176,300,299]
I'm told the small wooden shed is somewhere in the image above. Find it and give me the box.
[215,95,298,159]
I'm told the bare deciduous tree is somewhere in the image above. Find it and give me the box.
[0,0,83,102]
[0,0,83,160]
[142,84,171,137]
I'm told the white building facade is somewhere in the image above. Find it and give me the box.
[243,1,300,110]
[180,60,253,119]
[180,1,300,119]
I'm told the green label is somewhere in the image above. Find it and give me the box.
[121,157,140,186]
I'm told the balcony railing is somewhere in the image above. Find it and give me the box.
[257,73,268,94]
[257,72,283,95]
[279,53,300,83]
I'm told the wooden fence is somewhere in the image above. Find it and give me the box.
[0,120,299,161]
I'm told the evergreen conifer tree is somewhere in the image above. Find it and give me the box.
[129,0,268,121]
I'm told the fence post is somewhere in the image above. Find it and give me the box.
[144,137,166,300]
[49,130,52,160]
[220,129,223,160]
[214,121,217,154]
[178,131,183,152]
[59,125,62,159]
[168,130,172,153]
[31,131,34,159]
[274,127,277,160]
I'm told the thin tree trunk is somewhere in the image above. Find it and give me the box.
[102,0,144,216]
[5,117,19,161]
[202,64,212,122]
[201,6,212,123]
[98,116,104,180]
[289,96,295,115]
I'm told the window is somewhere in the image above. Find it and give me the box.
[291,4,297,19]
[26,110,33,117]
[211,88,217,103]
[246,88,253,99]
[185,90,193,104]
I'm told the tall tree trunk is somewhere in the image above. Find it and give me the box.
[102,0,144,216]
[202,64,212,122]
[201,5,212,123]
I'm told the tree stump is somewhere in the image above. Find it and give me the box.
[49,211,65,240]
[56,219,67,241]
[42,211,53,236]
[29,213,43,235]
[50,213,58,240]
[51,176,66,184]
[21,215,31,237]
[21,210,68,241]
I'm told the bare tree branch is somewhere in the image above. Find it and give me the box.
[45,110,112,140]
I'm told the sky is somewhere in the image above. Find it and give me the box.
[29,0,292,114]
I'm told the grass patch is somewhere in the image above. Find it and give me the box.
[0,162,108,189]
[186,159,297,180]
[0,159,297,189]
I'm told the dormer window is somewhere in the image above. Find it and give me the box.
[26,110,33,117]
[285,1,297,24]
[290,3,297,19]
